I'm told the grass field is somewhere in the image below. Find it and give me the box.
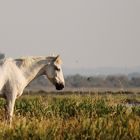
[0,91,139,140]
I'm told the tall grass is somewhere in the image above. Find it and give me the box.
[0,92,139,140]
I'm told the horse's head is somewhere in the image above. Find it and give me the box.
[45,55,65,90]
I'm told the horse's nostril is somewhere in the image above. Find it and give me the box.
[55,83,64,90]
[61,83,64,87]
[61,84,64,89]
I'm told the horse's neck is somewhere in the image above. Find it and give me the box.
[19,57,48,86]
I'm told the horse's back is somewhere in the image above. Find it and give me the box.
[0,58,25,88]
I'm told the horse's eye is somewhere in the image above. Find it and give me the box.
[55,67,60,71]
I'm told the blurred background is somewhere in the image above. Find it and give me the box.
[0,0,140,91]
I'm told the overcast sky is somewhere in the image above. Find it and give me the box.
[0,0,140,69]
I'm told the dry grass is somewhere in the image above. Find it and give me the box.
[0,92,139,140]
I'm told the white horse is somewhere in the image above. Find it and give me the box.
[0,55,65,124]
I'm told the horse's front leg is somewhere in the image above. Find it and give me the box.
[5,94,16,125]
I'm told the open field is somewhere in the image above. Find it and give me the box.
[0,91,139,140]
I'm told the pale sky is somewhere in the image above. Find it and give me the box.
[0,0,140,69]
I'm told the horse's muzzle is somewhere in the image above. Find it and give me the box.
[55,83,64,90]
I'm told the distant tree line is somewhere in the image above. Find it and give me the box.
[29,74,140,89]
[65,74,140,88]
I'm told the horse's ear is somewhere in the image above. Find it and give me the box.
[54,55,62,64]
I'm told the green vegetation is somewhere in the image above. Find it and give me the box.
[0,92,139,140]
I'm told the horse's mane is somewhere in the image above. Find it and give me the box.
[15,56,44,68]
[15,56,61,68]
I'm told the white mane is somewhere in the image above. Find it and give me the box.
[15,56,43,68]
[15,56,59,68]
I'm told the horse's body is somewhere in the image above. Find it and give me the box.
[0,55,65,124]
